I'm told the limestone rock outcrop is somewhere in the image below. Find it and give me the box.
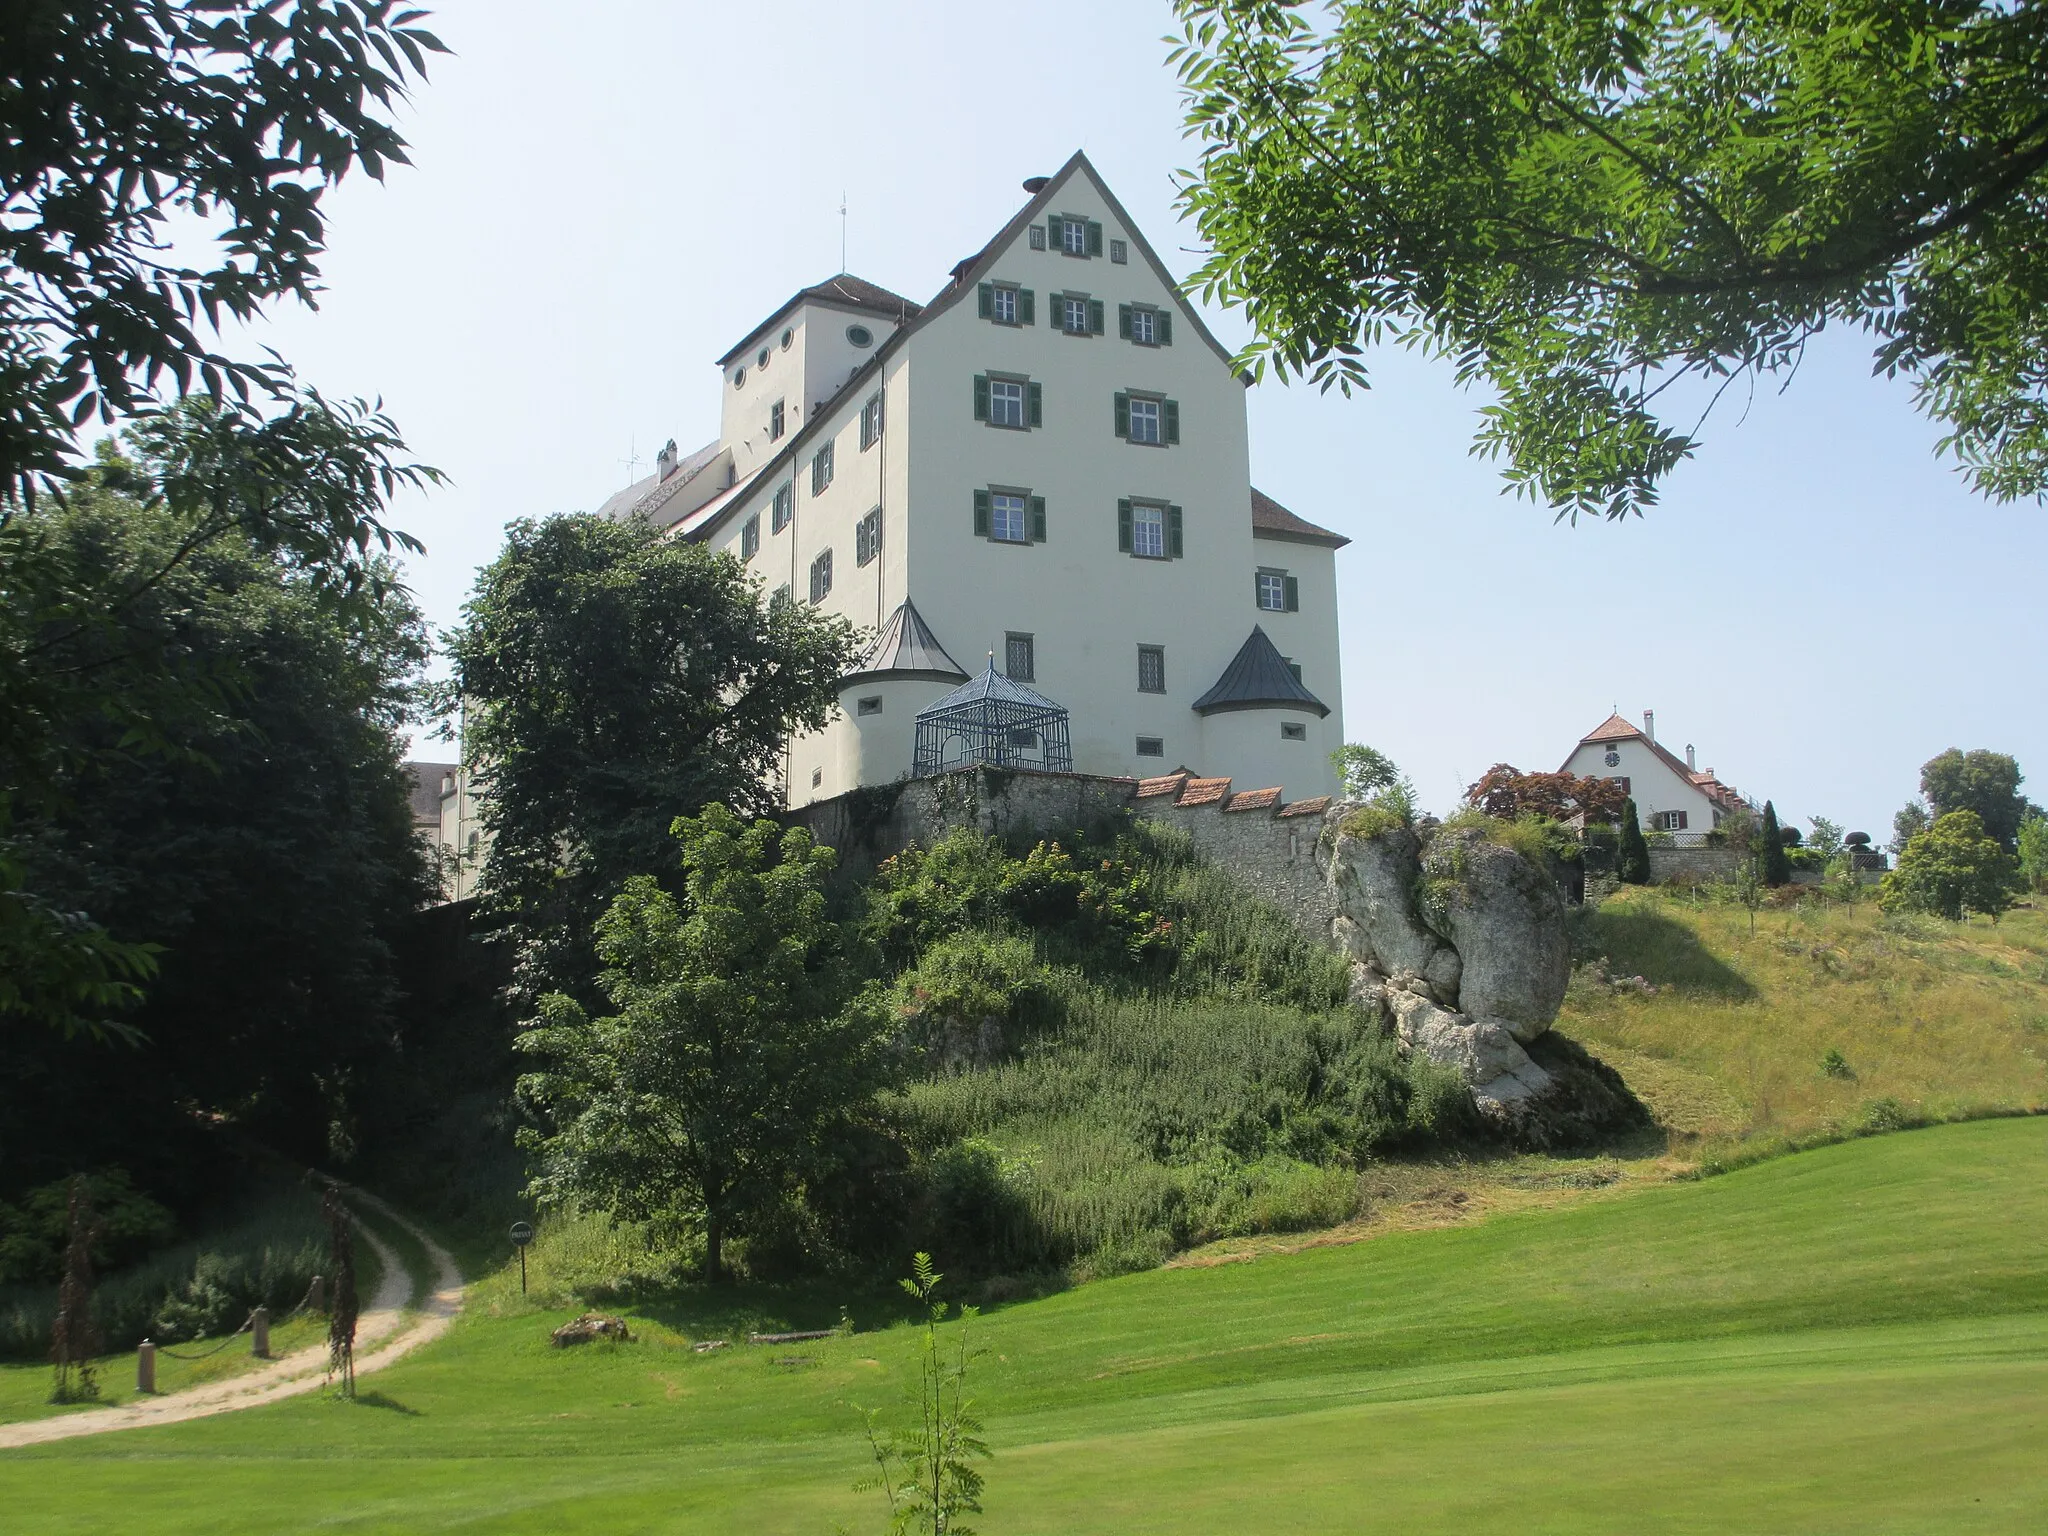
[1322,812,1642,1145]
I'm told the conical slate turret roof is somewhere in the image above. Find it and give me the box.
[1191,626,1330,717]
[841,598,970,687]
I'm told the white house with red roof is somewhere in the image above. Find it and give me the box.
[1560,710,1753,835]
[591,151,1348,804]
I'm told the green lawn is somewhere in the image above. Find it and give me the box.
[3,1117,2045,1531]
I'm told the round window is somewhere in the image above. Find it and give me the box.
[756,346,769,368]
[780,328,794,350]
[732,367,746,389]
[846,324,874,348]
[1604,750,1621,767]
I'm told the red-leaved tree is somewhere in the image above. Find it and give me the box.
[1465,765,1629,823]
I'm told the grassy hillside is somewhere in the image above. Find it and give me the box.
[1561,887,2048,1156]
[4,1118,2045,1531]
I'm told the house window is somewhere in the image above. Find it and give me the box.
[990,377,1025,428]
[994,286,1017,324]
[1005,632,1035,681]
[1130,398,1161,445]
[846,324,873,347]
[771,583,791,608]
[980,283,1032,326]
[1060,216,1087,255]
[757,346,770,369]
[1131,502,1165,559]
[1608,776,1632,793]
[1115,392,1179,446]
[809,548,833,603]
[992,492,1027,543]
[1131,309,1157,345]
[812,767,823,788]
[1135,735,1163,757]
[811,441,835,495]
[857,696,883,717]
[733,367,746,389]
[772,483,793,532]
[1651,810,1690,832]
[769,399,785,441]
[1056,294,1101,334]
[1028,224,1047,250]
[781,327,793,350]
[856,507,882,567]
[1281,722,1307,742]
[860,391,884,449]
[741,514,760,561]
[1256,569,1300,612]
[1137,644,1165,693]
[1110,238,1129,264]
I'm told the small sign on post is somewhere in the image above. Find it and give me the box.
[509,1221,534,1297]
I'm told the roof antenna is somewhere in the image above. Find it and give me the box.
[839,190,848,274]
[620,435,642,482]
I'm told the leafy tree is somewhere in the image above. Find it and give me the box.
[443,513,861,1005]
[1806,817,1846,861]
[1617,798,1651,884]
[1880,809,2015,921]
[1919,748,2032,850]
[516,806,892,1282]
[1464,764,1628,822]
[2018,813,2048,894]
[1759,802,1792,886]
[1169,0,2048,519]
[1892,800,1933,858]
[1331,742,1406,800]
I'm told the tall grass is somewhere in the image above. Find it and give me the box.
[0,1179,339,1359]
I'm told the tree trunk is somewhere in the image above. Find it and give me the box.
[705,1211,724,1284]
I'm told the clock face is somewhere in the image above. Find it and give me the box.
[1605,750,1621,767]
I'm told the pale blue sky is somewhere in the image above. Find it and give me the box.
[239,0,2046,838]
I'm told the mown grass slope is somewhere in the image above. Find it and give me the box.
[1562,890,2048,1150]
[3,1117,2045,1532]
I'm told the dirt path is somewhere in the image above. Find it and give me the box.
[0,1191,463,1450]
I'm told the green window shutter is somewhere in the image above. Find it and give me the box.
[1117,498,1133,553]
[1020,288,1035,325]
[1088,298,1104,335]
[973,374,989,421]
[1086,220,1103,256]
[1118,304,1132,339]
[1284,575,1300,612]
[973,489,991,537]
[1158,311,1173,346]
[1028,381,1043,427]
[1168,504,1184,558]
[1113,391,1129,438]
[1164,398,1180,444]
[1047,215,1062,248]
[978,282,993,319]
[1029,495,1047,542]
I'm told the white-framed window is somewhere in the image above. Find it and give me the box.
[1110,238,1129,264]
[1005,632,1035,681]
[1118,498,1180,559]
[1128,397,1161,445]
[1651,810,1690,831]
[1137,644,1165,693]
[991,492,1028,543]
[1131,309,1157,345]
[992,286,1018,324]
[860,391,884,449]
[809,548,833,603]
[1135,734,1163,757]
[812,441,834,495]
[1256,570,1286,611]
[771,583,791,608]
[1028,224,1047,250]
[1063,295,1087,332]
[1061,217,1087,255]
[741,514,760,561]
[769,399,785,441]
[990,378,1025,428]
[772,483,793,532]
[856,507,881,566]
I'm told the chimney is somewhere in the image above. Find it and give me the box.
[1686,744,1696,771]
[655,438,679,481]
[1643,709,1655,742]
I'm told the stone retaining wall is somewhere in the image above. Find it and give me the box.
[1646,844,1749,883]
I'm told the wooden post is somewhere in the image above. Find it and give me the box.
[137,1339,156,1394]
[252,1306,270,1359]
[308,1275,324,1313]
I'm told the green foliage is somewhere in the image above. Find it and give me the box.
[1330,742,1405,800]
[1170,0,2048,518]
[1760,803,1792,887]
[517,806,895,1281]
[892,933,1055,1057]
[1819,1048,1854,1081]
[1880,809,2016,922]
[1892,800,1933,858]
[1617,799,1651,885]
[1919,749,2032,850]
[0,0,446,501]
[854,1254,990,1536]
[1807,818,1846,861]
[0,1171,172,1287]
[2019,813,2048,894]
[443,513,862,1006]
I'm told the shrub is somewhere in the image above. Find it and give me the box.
[1880,809,2015,921]
[1618,799,1652,884]
[1760,802,1792,886]
[1819,1047,1853,1080]
[892,931,1059,1065]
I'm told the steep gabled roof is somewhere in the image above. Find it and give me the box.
[1251,487,1348,549]
[840,598,970,688]
[1565,712,1752,811]
[716,274,923,366]
[1191,625,1330,717]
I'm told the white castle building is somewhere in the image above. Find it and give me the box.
[596,151,1349,806]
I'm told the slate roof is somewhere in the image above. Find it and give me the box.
[1190,626,1331,717]
[405,762,455,825]
[1250,488,1348,549]
[717,274,923,366]
[916,659,1069,722]
[841,598,970,687]
[595,437,726,524]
